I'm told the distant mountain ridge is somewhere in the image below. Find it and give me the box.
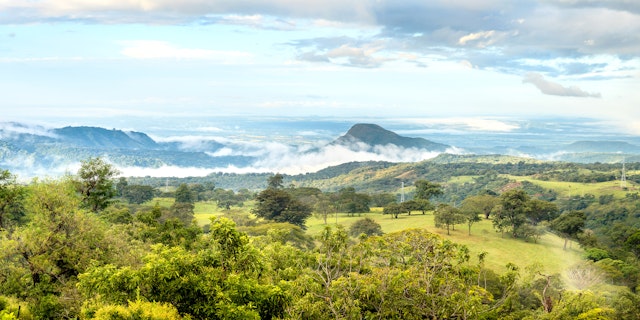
[53,126,159,149]
[334,123,450,151]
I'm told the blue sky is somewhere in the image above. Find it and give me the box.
[1,1,639,133]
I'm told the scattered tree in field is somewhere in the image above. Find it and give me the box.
[550,210,586,250]
[336,187,370,216]
[383,202,403,219]
[492,189,530,238]
[349,217,383,237]
[434,203,464,235]
[76,157,119,212]
[461,194,498,219]
[314,196,337,224]
[460,206,482,235]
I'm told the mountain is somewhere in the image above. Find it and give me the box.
[0,124,250,177]
[333,123,450,151]
[53,126,160,149]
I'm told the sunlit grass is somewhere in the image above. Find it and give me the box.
[306,208,584,276]
[504,175,637,198]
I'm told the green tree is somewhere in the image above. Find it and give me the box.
[434,203,464,235]
[253,188,312,228]
[122,184,155,204]
[461,194,498,219]
[76,157,119,212]
[173,183,193,204]
[550,210,586,250]
[414,179,443,200]
[625,230,640,260]
[493,189,530,238]
[527,199,559,225]
[348,217,383,237]
[382,202,402,219]
[336,187,370,216]
[0,169,25,230]
[314,196,337,225]
[268,173,284,189]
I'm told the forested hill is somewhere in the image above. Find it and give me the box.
[53,126,159,149]
[130,154,639,195]
[333,123,450,151]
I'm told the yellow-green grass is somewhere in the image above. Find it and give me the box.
[306,210,584,278]
[155,197,585,279]
[504,175,636,198]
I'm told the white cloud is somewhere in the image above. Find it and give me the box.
[119,40,252,62]
[398,118,520,132]
[523,72,602,98]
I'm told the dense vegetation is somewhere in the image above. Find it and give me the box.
[2,155,640,319]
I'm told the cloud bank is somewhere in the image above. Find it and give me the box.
[523,72,602,98]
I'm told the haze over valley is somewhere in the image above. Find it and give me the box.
[2,116,639,179]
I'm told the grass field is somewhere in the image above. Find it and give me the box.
[504,174,637,199]
[305,210,584,278]
[145,197,585,280]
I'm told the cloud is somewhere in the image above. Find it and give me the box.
[397,118,521,132]
[2,1,639,79]
[119,40,252,62]
[523,72,602,97]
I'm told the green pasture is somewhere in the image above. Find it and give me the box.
[504,175,636,198]
[305,209,583,277]
[145,197,584,279]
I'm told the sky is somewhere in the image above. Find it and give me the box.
[1,1,640,133]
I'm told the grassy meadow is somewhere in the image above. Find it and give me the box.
[181,197,584,281]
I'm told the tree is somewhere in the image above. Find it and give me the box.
[349,217,383,237]
[268,173,284,189]
[414,179,443,200]
[550,210,586,250]
[253,188,312,228]
[461,194,498,219]
[434,203,464,235]
[76,157,119,212]
[122,185,155,204]
[173,183,193,204]
[625,230,640,260]
[493,189,530,238]
[314,196,337,224]
[461,206,482,235]
[0,169,26,230]
[526,199,559,225]
[382,203,403,219]
[336,187,370,216]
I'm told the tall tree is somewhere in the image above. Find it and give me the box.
[0,169,26,230]
[414,179,443,201]
[253,188,311,228]
[173,183,193,204]
[493,189,530,238]
[434,203,464,235]
[550,210,586,250]
[76,157,119,212]
[268,173,284,189]
[461,194,498,219]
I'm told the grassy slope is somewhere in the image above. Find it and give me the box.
[305,210,584,278]
[155,191,585,281]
